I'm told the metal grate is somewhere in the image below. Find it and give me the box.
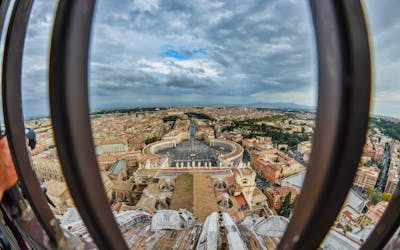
[49,1,128,249]
[1,0,398,249]
[1,0,65,247]
[278,1,371,249]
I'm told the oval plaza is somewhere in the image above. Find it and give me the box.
[142,119,244,168]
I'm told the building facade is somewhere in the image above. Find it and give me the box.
[353,166,380,190]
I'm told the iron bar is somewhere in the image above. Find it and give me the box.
[49,1,129,249]
[1,0,65,247]
[278,1,371,249]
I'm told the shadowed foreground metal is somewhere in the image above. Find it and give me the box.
[278,1,371,249]
[2,0,399,249]
[1,0,65,247]
[49,0,128,249]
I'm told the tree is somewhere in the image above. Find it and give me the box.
[145,137,158,145]
[370,192,381,205]
[382,192,392,201]
[261,124,266,131]
[278,192,292,218]
[345,224,352,232]
[162,115,180,122]
[365,186,374,196]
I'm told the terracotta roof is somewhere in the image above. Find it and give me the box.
[225,177,236,186]
[235,194,247,207]
[215,190,224,197]
[229,212,241,220]
[343,210,354,221]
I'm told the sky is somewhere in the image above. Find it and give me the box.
[0,0,399,119]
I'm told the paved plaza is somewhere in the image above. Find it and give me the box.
[157,120,232,167]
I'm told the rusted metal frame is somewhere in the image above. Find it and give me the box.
[361,189,400,249]
[1,0,66,247]
[278,1,371,249]
[49,1,128,249]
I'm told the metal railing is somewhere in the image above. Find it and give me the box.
[279,1,371,249]
[1,0,398,249]
[49,1,128,249]
[1,0,65,247]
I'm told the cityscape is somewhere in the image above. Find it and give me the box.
[0,0,398,249]
[24,105,400,249]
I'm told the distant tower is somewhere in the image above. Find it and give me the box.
[235,167,257,209]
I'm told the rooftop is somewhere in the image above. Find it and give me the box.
[95,143,127,155]
[109,159,126,175]
[170,173,219,222]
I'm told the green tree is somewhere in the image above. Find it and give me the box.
[345,224,352,232]
[145,137,158,145]
[278,192,292,218]
[370,192,381,205]
[162,115,180,122]
[382,192,392,201]
[261,124,266,131]
[365,186,374,196]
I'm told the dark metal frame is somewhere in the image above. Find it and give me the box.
[1,0,65,247]
[7,0,400,249]
[278,1,371,249]
[0,0,9,47]
[49,1,129,249]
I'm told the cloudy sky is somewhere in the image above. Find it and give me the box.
[0,0,399,118]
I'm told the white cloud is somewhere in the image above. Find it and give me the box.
[138,58,221,78]
[131,0,160,13]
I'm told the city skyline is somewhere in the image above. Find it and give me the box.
[0,0,399,118]
[25,105,398,249]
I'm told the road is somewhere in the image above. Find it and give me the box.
[255,174,271,191]
[376,142,391,192]
[243,149,251,163]
[285,149,307,166]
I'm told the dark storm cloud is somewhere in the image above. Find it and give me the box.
[87,0,317,99]
[89,63,164,96]
[12,0,400,118]
[16,0,317,118]
[165,74,214,90]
